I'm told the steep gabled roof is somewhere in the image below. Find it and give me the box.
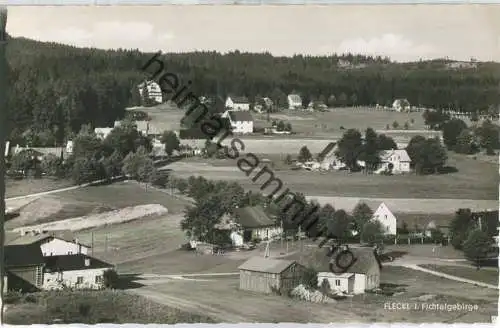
[5,244,45,268]
[234,206,275,228]
[228,96,249,104]
[8,230,90,248]
[44,254,113,272]
[379,149,411,162]
[228,111,253,122]
[295,246,381,274]
[238,256,298,274]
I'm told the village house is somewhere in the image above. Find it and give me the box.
[43,254,114,290]
[7,229,90,256]
[225,96,250,111]
[5,244,45,292]
[238,257,306,294]
[114,120,162,138]
[371,202,397,235]
[222,110,254,134]
[316,247,381,295]
[392,99,411,112]
[228,206,282,245]
[287,94,302,110]
[94,127,114,140]
[377,149,411,174]
[138,80,163,104]
[12,145,65,161]
[317,142,345,170]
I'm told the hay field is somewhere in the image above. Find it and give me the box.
[6,181,191,230]
[12,204,168,232]
[166,152,498,206]
[6,178,74,198]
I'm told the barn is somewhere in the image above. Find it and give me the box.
[238,257,306,294]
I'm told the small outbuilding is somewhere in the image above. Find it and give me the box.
[238,257,306,294]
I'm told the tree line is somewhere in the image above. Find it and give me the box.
[5,36,500,147]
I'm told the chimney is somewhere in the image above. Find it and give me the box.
[84,258,90,267]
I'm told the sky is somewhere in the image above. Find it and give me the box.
[6,4,500,62]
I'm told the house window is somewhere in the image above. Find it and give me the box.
[76,276,84,284]
[335,279,340,286]
[95,275,103,284]
[68,251,73,255]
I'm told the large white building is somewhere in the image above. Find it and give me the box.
[287,94,303,110]
[222,110,254,134]
[138,80,163,104]
[378,149,411,174]
[225,96,250,111]
[43,254,113,290]
[371,202,397,235]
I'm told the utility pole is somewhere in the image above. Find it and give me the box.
[91,232,94,257]
[0,7,8,325]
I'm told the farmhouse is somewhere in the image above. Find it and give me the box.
[94,127,114,140]
[43,254,114,290]
[378,149,411,174]
[371,202,397,235]
[7,229,90,256]
[316,247,381,295]
[392,99,411,112]
[11,146,65,161]
[138,80,163,104]
[317,142,345,170]
[225,96,250,111]
[222,110,254,134]
[232,206,282,244]
[287,94,302,110]
[239,257,306,294]
[5,244,45,292]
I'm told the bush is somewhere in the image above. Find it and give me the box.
[300,267,318,289]
[103,269,119,289]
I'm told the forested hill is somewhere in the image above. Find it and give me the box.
[5,36,500,146]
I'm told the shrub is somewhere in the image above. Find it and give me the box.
[392,121,399,129]
[300,267,318,289]
[103,269,119,289]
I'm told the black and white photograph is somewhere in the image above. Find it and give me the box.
[0,3,499,325]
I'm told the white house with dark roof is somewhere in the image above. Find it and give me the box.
[225,96,250,111]
[138,80,163,104]
[229,206,282,244]
[315,247,381,295]
[392,98,411,112]
[43,254,114,290]
[287,94,303,110]
[222,110,254,134]
[371,202,397,235]
[7,229,90,256]
[378,149,411,174]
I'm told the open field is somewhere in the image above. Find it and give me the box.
[418,265,499,286]
[166,152,498,205]
[6,181,192,230]
[384,245,465,259]
[128,265,498,323]
[6,178,74,198]
[5,290,215,324]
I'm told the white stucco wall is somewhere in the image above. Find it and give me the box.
[317,272,354,294]
[230,231,244,247]
[353,273,367,294]
[231,121,253,134]
[252,226,282,240]
[41,238,89,256]
[43,267,111,290]
[372,203,397,235]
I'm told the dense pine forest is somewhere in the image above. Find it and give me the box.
[5,36,500,146]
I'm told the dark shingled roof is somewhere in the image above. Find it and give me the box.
[238,257,298,274]
[44,254,113,272]
[292,246,381,274]
[228,111,253,122]
[5,244,45,268]
[229,96,249,104]
[234,206,276,228]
